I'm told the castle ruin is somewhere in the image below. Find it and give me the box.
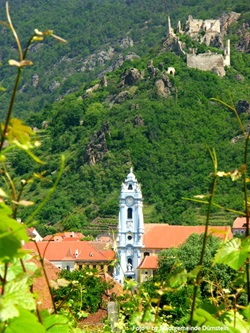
[166,14,240,76]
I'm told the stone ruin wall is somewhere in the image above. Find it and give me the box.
[187,18,221,36]
[167,15,235,76]
[187,53,225,76]
[203,19,220,33]
[184,16,221,44]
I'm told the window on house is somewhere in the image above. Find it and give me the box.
[66,265,70,271]
[127,208,133,219]
[79,265,83,270]
[144,252,150,257]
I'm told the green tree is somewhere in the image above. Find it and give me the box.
[53,268,110,317]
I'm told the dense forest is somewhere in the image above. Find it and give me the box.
[1,0,250,236]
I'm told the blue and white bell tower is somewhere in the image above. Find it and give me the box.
[114,168,144,283]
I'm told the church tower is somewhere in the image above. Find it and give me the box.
[114,169,144,283]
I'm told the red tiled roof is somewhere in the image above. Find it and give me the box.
[43,235,53,241]
[23,241,115,262]
[54,232,85,238]
[97,236,113,243]
[137,255,158,269]
[28,254,60,309]
[42,232,85,242]
[62,237,81,241]
[143,224,232,249]
[232,217,249,228]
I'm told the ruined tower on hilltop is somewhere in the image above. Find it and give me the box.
[166,14,239,76]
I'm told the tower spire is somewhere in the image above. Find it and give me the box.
[114,169,144,283]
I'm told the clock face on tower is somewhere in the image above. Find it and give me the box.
[126,196,134,206]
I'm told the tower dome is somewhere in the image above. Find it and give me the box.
[125,168,136,182]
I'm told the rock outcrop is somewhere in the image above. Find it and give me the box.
[49,81,60,92]
[236,100,250,114]
[147,60,159,78]
[155,73,173,98]
[236,22,250,53]
[155,79,171,98]
[33,74,39,88]
[84,122,110,165]
[124,68,142,85]
[133,115,144,126]
[113,91,130,104]
[220,12,241,36]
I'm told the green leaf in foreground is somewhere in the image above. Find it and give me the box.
[214,237,250,271]
[193,308,240,333]
[41,311,70,333]
[169,268,187,288]
[4,308,45,333]
[0,274,36,321]
[0,202,28,262]
[221,310,250,333]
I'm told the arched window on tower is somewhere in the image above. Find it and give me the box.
[128,184,133,190]
[127,208,133,219]
[127,258,133,271]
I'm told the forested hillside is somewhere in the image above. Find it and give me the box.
[1,0,250,236]
[0,0,249,119]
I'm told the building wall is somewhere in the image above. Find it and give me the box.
[138,269,154,283]
[186,16,220,36]
[187,53,225,75]
[203,19,220,33]
[51,260,112,273]
[232,228,246,236]
[52,260,75,271]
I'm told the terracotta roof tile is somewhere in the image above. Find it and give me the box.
[23,241,115,262]
[28,254,60,309]
[138,255,158,269]
[43,235,53,241]
[63,237,81,241]
[143,224,232,249]
[42,232,84,242]
[233,217,249,228]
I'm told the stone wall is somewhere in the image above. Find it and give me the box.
[186,15,220,38]
[166,14,238,76]
[187,53,225,76]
